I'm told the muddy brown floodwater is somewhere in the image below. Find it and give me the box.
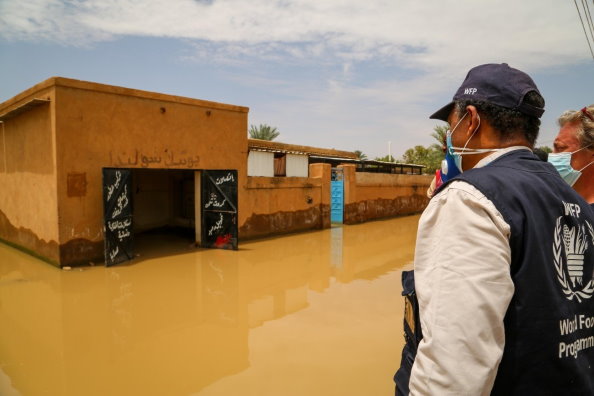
[0,215,419,396]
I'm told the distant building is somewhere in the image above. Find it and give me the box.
[247,139,357,177]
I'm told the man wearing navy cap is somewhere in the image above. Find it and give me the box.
[396,64,594,395]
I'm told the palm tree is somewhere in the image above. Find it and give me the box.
[354,150,368,160]
[249,124,280,141]
[431,125,448,152]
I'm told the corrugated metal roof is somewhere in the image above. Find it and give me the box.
[247,139,357,159]
[308,155,425,168]
[249,147,309,155]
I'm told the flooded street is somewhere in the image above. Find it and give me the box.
[0,215,419,396]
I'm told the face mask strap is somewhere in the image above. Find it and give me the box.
[580,144,594,171]
[455,147,500,155]
[571,143,593,155]
[447,112,468,138]
[578,160,594,172]
[460,114,481,154]
[561,144,594,172]
[450,114,495,155]
[549,148,593,175]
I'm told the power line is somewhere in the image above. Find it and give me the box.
[574,0,594,61]
[581,0,594,44]
[579,0,594,53]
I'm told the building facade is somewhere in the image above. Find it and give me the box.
[0,77,430,267]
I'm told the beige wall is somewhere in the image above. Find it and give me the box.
[0,86,60,264]
[51,78,248,265]
[239,163,331,239]
[340,164,432,224]
[0,77,431,267]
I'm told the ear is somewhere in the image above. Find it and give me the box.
[464,105,481,138]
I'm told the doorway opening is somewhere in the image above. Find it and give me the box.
[131,169,198,259]
[102,168,238,265]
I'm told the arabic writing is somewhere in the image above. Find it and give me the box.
[107,171,121,201]
[117,229,131,241]
[204,192,227,209]
[215,172,235,185]
[109,246,120,262]
[112,185,129,219]
[110,149,200,168]
[108,218,132,232]
[208,213,224,236]
[108,218,132,242]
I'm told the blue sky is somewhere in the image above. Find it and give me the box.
[1,0,593,159]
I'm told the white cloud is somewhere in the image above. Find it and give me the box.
[0,0,590,157]
[1,0,588,69]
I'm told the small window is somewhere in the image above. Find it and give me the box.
[247,151,274,177]
[274,153,286,176]
[286,154,308,177]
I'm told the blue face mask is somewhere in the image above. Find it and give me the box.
[441,133,462,182]
[440,114,468,182]
[548,145,593,186]
[441,112,497,182]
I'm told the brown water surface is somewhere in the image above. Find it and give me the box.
[0,215,419,396]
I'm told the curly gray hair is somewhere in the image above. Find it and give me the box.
[557,104,594,148]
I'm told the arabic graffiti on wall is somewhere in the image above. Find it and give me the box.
[103,168,134,266]
[109,149,200,168]
[201,170,238,250]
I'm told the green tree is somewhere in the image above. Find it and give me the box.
[354,150,368,160]
[431,125,448,150]
[536,145,552,153]
[249,124,280,140]
[374,154,396,162]
[397,124,448,174]
[401,145,443,174]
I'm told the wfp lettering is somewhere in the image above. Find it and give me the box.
[559,314,594,358]
[559,336,594,359]
[560,314,594,335]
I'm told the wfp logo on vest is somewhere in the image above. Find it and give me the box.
[553,202,594,303]
[464,88,477,95]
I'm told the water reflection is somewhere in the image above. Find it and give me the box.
[0,215,419,396]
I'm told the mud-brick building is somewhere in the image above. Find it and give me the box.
[0,77,431,268]
[0,77,253,267]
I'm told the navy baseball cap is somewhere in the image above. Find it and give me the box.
[430,63,545,121]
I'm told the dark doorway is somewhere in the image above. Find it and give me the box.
[102,168,239,266]
[103,168,198,264]
[132,169,197,255]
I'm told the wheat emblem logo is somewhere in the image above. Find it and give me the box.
[553,217,594,302]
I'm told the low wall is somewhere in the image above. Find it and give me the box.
[239,164,331,239]
[340,165,432,225]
